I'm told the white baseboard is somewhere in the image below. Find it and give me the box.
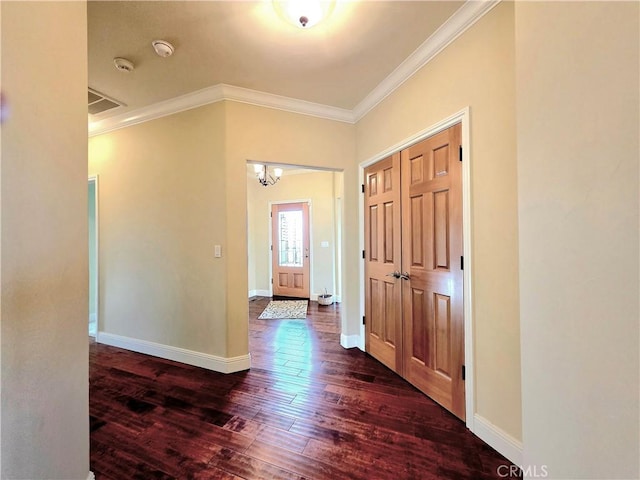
[472,414,523,466]
[340,333,361,349]
[249,289,271,298]
[87,472,95,480]
[96,332,251,374]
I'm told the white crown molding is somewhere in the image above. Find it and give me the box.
[89,84,225,136]
[88,1,498,137]
[219,84,354,124]
[352,0,501,121]
[89,83,354,137]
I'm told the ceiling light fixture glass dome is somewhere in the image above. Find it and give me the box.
[273,0,335,29]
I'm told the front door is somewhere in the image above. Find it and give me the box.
[364,154,403,372]
[401,123,465,420]
[271,202,310,298]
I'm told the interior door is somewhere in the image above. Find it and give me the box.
[271,202,310,298]
[364,154,403,372]
[401,123,465,420]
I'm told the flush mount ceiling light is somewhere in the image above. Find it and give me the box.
[152,40,174,57]
[273,0,335,29]
[254,164,283,186]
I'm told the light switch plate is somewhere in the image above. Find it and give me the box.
[321,241,329,248]
[214,245,222,257]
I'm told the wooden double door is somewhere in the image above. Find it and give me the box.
[364,123,465,420]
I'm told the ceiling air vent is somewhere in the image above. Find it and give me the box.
[88,88,125,115]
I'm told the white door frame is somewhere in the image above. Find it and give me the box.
[268,199,314,299]
[358,107,474,431]
[88,175,99,337]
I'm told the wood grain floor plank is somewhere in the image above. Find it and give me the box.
[245,440,354,480]
[90,297,519,479]
[254,425,310,454]
[208,447,305,480]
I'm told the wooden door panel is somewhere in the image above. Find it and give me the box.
[410,287,427,362]
[434,292,452,375]
[409,189,453,270]
[433,190,450,270]
[364,154,403,373]
[405,285,455,406]
[370,278,381,336]
[410,155,424,184]
[384,281,397,344]
[402,123,465,420]
[368,172,378,195]
[433,144,451,177]
[383,202,395,263]
[367,276,399,369]
[369,205,378,261]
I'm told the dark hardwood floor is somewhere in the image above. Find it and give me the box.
[90,297,519,479]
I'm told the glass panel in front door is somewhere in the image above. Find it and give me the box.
[278,210,303,267]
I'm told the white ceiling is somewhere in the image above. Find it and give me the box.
[88,1,465,120]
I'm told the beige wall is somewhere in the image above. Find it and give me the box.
[89,103,229,356]
[247,170,339,299]
[224,102,357,355]
[0,2,89,478]
[89,101,356,360]
[356,2,521,442]
[516,2,639,478]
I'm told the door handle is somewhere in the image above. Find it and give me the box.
[386,271,401,279]
[399,272,410,280]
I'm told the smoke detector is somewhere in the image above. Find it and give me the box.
[152,40,174,58]
[113,57,134,73]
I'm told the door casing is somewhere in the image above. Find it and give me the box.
[358,107,474,430]
[88,175,99,338]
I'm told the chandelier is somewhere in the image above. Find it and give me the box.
[254,164,283,186]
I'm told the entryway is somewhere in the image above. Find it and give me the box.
[364,123,465,420]
[246,163,343,305]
